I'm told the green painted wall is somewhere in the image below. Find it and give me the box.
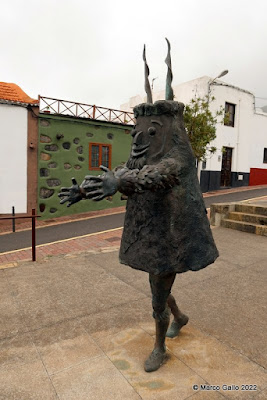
[38,114,133,219]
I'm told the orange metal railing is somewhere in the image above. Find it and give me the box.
[39,96,135,125]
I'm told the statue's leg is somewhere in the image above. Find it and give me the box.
[166,294,189,338]
[144,273,176,372]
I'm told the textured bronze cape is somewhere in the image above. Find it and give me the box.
[118,101,219,276]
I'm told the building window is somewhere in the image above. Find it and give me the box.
[224,102,236,127]
[264,148,267,163]
[89,143,111,170]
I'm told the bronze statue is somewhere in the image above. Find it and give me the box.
[59,39,219,372]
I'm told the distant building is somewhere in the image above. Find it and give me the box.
[121,76,267,192]
[37,96,133,219]
[0,84,134,218]
[0,82,39,214]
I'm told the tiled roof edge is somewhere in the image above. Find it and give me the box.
[0,99,39,107]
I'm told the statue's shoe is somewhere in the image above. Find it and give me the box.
[166,315,189,338]
[144,349,167,372]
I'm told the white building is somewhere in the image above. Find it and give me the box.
[0,82,39,214]
[121,76,267,192]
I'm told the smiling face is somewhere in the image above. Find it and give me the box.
[127,113,174,169]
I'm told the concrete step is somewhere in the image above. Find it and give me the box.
[235,204,267,216]
[221,219,267,236]
[228,211,267,225]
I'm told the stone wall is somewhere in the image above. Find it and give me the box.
[38,114,132,219]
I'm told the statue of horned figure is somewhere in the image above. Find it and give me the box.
[59,39,219,372]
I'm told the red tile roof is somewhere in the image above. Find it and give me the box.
[0,82,38,105]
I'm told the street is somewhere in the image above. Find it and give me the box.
[1,187,267,253]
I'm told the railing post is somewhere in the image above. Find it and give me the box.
[32,209,36,262]
[92,105,96,119]
[12,206,15,233]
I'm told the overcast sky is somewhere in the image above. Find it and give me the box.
[1,0,267,110]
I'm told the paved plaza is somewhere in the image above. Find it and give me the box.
[0,226,266,399]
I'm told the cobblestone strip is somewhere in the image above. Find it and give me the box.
[0,228,123,267]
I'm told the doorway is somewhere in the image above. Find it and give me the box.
[220,147,232,187]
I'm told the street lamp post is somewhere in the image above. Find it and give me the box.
[208,69,229,100]
[210,69,228,84]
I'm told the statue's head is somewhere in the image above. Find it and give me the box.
[128,101,184,167]
[127,40,191,169]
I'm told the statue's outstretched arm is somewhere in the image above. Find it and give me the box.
[115,158,180,196]
[59,158,180,206]
[58,167,119,206]
[82,157,180,200]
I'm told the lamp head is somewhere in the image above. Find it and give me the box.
[217,69,228,79]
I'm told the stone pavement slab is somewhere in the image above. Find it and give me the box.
[95,324,266,400]
[0,272,28,340]
[3,253,146,331]
[253,388,267,399]
[170,228,267,370]
[0,360,58,400]
[30,319,103,376]
[94,327,205,400]
[88,251,151,296]
[80,297,152,342]
[51,356,141,400]
[166,324,266,399]
[0,227,266,399]
[191,393,225,399]
[0,332,40,370]
[246,198,267,207]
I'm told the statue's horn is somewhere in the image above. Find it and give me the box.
[143,45,153,104]
[165,38,174,100]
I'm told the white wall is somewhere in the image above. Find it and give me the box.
[170,76,210,104]
[0,104,28,213]
[207,83,267,174]
[120,76,267,176]
[250,112,267,169]
[206,84,254,173]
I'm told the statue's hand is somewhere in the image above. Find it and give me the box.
[58,178,82,207]
[82,166,118,201]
